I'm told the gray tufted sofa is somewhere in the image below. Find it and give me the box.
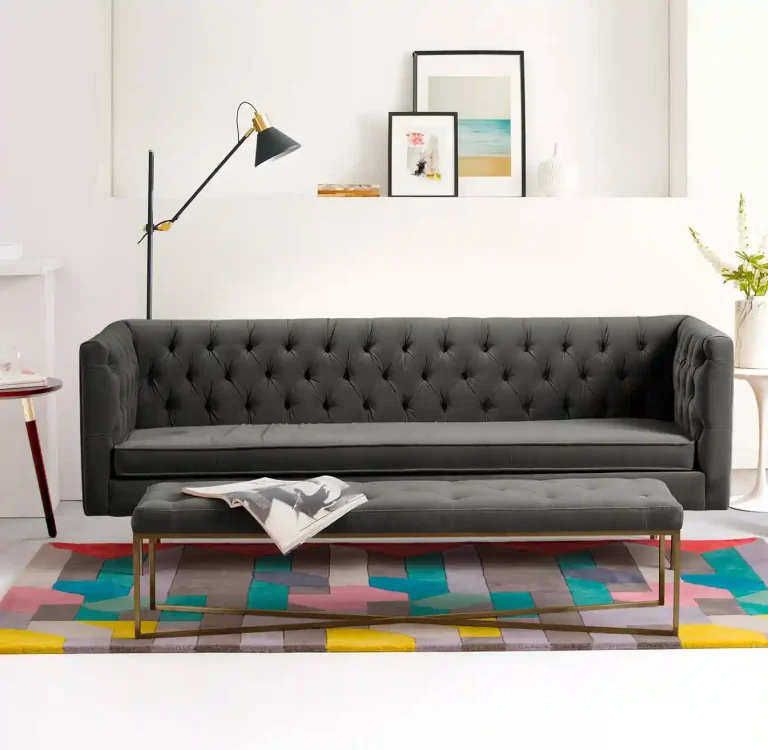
[79,316,733,516]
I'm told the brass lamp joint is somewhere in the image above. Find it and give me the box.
[252,111,271,133]
[142,220,174,233]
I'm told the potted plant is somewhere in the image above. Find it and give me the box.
[690,194,768,369]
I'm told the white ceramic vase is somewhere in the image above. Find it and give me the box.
[735,298,768,368]
[537,144,577,197]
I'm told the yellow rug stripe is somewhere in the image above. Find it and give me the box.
[326,628,416,652]
[0,628,65,654]
[678,624,768,648]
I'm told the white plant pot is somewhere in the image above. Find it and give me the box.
[735,298,768,368]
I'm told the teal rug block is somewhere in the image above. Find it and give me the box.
[557,550,596,570]
[413,593,490,611]
[404,552,448,597]
[410,605,452,616]
[101,556,136,576]
[254,555,292,573]
[53,580,132,603]
[701,548,767,596]
[683,574,766,599]
[159,595,206,622]
[491,591,536,618]
[738,590,768,605]
[409,593,489,617]
[405,552,448,583]
[739,602,768,616]
[564,577,613,606]
[369,577,448,600]
[74,605,120,621]
[735,585,768,615]
[96,572,135,588]
[247,580,288,610]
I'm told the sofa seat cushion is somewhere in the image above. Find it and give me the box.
[113,418,694,478]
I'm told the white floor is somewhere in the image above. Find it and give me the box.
[1,472,768,748]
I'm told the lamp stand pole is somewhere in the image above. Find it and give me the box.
[146,150,154,319]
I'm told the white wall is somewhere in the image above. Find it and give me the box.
[687,0,768,200]
[0,0,143,505]
[5,1,768,505]
[113,0,671,199]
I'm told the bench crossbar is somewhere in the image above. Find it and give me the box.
[132,531,682,640]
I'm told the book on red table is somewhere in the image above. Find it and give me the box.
[0,369,47,390]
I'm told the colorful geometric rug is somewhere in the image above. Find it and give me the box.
[2,539,768,653]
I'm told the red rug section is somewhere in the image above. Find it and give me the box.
[629,538,757,552]
[53,538,759,559]
[52,542,182,558]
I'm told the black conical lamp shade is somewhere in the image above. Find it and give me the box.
[254,126,301,167]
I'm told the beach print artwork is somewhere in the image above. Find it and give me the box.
[405,130,442,181]
[428,76,512,178]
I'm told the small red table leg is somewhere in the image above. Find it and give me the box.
[21,397,57,538]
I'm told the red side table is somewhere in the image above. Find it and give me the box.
[0,378,62,537]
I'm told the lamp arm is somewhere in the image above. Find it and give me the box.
[161,126,256,229]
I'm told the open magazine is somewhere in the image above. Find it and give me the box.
[182,476,367,554]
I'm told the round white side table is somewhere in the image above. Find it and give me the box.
[732,368,768,512]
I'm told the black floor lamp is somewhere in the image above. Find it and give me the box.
[139,102,300,319]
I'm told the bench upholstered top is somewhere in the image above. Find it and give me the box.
[131,478,683,537]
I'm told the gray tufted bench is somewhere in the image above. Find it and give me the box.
[130,477,683,640]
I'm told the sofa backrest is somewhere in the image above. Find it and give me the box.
[127,317,685,428]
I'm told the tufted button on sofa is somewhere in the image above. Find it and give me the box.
[79,316,733,516]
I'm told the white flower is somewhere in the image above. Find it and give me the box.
[689,228,736,275]
[689,195,768,295]
[759,233,768,256]
[738,193,751,255]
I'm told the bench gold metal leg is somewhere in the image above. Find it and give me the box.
[148,537,157,610]
[672,532,681,635]
[132,530,684,640]
[133,535,142,638]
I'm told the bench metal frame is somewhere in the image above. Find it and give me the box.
[131,531,681,640]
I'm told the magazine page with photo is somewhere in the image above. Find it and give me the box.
[182,476,367,554]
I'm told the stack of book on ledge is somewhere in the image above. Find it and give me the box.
[317,184,380,198]
[0,370,47,390]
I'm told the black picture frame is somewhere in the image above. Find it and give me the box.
[412,50,527,197]
[387,112,459,198]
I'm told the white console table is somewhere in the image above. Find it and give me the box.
[0,257,63,518]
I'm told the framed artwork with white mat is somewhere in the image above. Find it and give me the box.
[413,50,526,197]
[388,112,458,197]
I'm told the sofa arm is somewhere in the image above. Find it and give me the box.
[79,321,139,515]
[674,316,734,509]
